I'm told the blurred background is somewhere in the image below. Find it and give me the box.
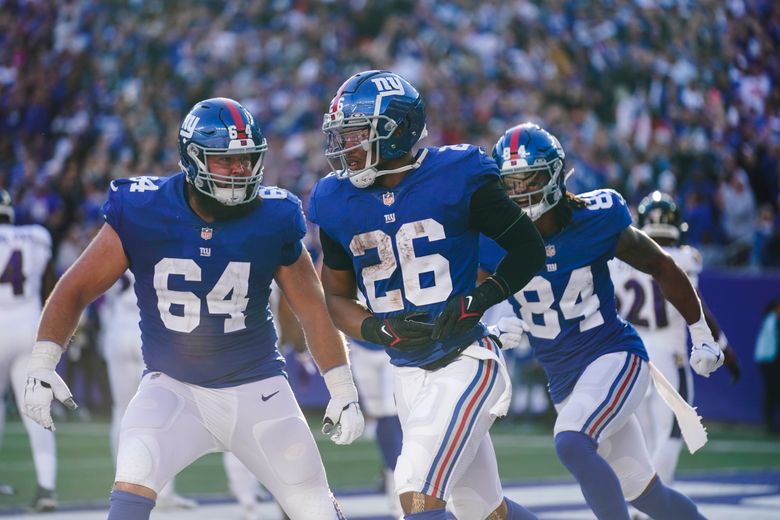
[1,0,779,517]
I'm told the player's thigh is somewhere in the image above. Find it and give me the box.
[228,376,338,519]
[351,346,396,417]
[554,352,649,443]
[598,414,655,500]
[447,433,503,519]
[115,372,219,492]
[393,354,507,501]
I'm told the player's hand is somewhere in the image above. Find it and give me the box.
[688,317,723,378]
[24,342,77,431]
[322,365,365,445]
[432,277,508,341]
[722,345,741,384]
[488,316,531,354]
[361,312,434,351]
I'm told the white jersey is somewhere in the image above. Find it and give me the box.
[609,245,702,358]
[0,223,51,327]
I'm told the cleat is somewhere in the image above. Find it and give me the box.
[29,485,57,512]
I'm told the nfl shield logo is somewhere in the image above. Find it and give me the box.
[382,192,395,206]
[545,245,556,257]
[201,227,213,240]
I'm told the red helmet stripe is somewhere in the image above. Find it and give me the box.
[508,127,522,159]
[224,99,246,134]
[329,80,350,114]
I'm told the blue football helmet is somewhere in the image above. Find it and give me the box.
[637,191,687,241]
[492,123,567,221]
[322,70,427,188]
[178,97,267,205]
[0,189,13,223]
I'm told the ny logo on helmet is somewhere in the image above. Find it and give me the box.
[180,114,200,138]
[371,77,404,95]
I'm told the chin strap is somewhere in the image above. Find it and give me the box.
[349,148,429,188]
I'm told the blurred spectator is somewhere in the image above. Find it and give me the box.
[0,0,776,270]
[754,299,780,435]
[717,166,757,264]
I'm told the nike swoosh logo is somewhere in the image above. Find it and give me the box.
[465,296,473,309]
[381,325,390,336]
[261,391,280,402]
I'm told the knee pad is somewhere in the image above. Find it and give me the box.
[610,454,655,501]
[115,435,158,489]
[256,416,324,486]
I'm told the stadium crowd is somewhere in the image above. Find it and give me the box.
[1,0,778,275]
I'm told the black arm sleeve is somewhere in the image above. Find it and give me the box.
[469,179,546,295]
[319,228,354,271]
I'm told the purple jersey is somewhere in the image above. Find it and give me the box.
[103,174,305,387]
[481,189,647,403]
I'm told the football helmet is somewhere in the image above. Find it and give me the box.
[0,189,13,223]
[322,70,427,188]
[178,97,267,205]
[492,123,567,221]
[637,191,687,241]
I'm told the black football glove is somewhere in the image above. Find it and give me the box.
[361,312,435,351]
[722,345,741,384]
[432,277,508,341]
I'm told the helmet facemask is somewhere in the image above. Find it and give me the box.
[323,112,401,188]
[501,157,564,221]
[182,139,267,206]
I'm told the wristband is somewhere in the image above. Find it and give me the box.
[28,341,65,372]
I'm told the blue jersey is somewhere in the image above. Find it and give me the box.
[309,145,497,367]
[103,174,306,388]
[480,189,647,403]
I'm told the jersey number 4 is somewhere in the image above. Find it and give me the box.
[513,266,604,339]
[154,258,249,333]
[0,249,25,296]
[350,218,453,313]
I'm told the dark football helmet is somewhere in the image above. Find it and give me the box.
[0,189,13,223]
[637,191,687,241]
[322,70,427,188]
[178,97,267,206]
[492,123,567,221]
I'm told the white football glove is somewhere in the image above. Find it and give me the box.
[24,341,78,431]
[488,316,531,355]
[322,365,365,445]
[688,316,724,378]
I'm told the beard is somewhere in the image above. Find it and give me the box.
[186,182,260,221]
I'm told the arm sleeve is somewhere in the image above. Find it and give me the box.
[469,179,545,294]
[319,227,354,271]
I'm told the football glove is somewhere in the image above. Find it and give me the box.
[488,316,531,355]
[361,312,434,351]
[432,277,508,341]
[24,341,77,431]
[322,365,364,445]
[717,332,741,384]
[688,316,724,378]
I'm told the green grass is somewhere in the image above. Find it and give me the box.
[2,416,779,510]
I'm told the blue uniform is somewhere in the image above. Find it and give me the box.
[480,189,647,403]
[103,173,306,387]
[309,145,497,367]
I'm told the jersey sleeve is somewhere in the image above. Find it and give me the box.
[279,193,307,266]
[464,145,501,194]
[102,180,127,233]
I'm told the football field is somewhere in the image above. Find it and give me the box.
[1,418,779,519]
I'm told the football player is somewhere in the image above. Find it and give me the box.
[0,189,59,512]
[22,98,363,520]
[609,191,740,493]
[486,123,723,520]
[310,70,545,520]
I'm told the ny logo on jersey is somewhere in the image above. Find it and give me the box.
[180,114,200,138]
[371,77,404,96]
[201,227,213,240]
[384,213,396,223]
[199,247,211,257]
